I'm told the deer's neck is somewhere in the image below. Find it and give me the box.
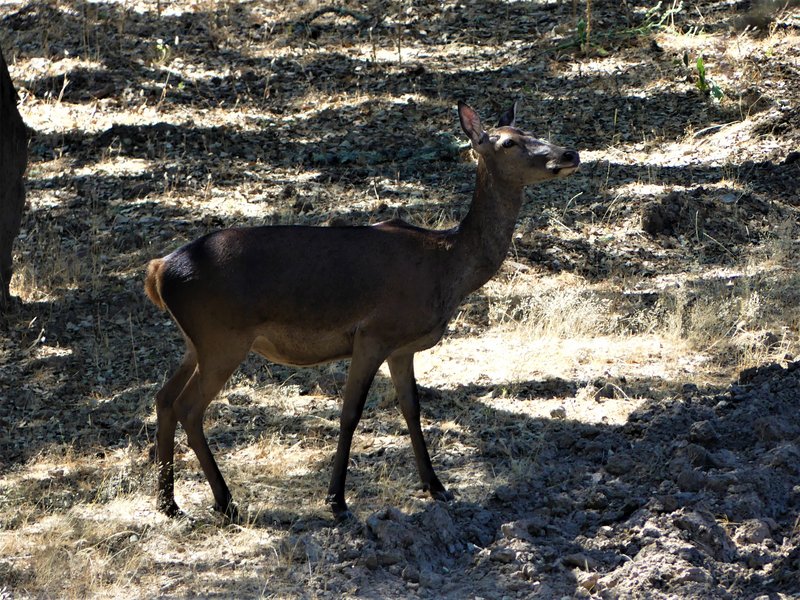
[451,160,524,295]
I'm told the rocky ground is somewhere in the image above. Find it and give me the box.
[290,361,800,598]
[1,0,800,598]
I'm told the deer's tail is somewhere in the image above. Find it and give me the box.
[144,258,167,311]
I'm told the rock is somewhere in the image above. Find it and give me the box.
[676,468,706,492]
[278,535,321,563]
[402,565,420,582]
[734,519,772,545]
[689,420,720,445]
[754,417,784,442]
[675,566,711,584]
[489,546,517,563]
[605,453,634,476]
[501,520,534,542]
[550,406,567,420]
[577,571,600,591]
[594,383,616,401]
[419,570,444,589]
[563,552,598,571]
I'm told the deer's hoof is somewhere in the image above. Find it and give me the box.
[326,494,353,522]
[159,498,185,519]
[334,508,356,524]
[431,488,455,503]
[215,501,241,524]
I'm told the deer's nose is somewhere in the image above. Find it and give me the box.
[562,150,580,165]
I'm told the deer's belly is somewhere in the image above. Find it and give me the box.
[250,328,354,367]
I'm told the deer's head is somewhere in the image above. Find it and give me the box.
[459,101,580,187]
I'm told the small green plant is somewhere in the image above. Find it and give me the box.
[152,38,171,66]
[562,1,682,55]
[576,18,588,50]
[695,55,724,100]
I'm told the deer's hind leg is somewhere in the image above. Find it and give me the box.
[172,334,252,520]
[156,349,198,517]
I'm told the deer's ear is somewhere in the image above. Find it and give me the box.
[458,101,488,147]
[496,101,518,128]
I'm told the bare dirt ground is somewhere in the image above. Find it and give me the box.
[1,0,800,598]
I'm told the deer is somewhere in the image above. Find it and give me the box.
[144,101,580,521]
[0,47,28,311]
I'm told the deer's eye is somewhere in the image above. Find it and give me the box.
[502,138,516,148]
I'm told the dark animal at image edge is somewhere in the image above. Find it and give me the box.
[144,101,580,521]
[0,47,28,311]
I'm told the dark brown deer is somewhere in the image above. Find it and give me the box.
[144,101,580,521]
[0,47,28,311]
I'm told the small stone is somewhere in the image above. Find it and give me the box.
[419,570,444,589]
[550,406,567,420]
[363,552,378,570]
[676,468,706,492]
[605,453,634,476]
[734,519,772,545]
[577,571,600,591]
[402,566,420,582]
[641,526,662,539]
[594,383,615,401]
[689,420,720,445]
[676,567,711,584]
[377,551,403,566]
[489,546,517,563]
[563,553,598,571]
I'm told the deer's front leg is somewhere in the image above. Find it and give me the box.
[387,353,452,502]
[326,335,386,520]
